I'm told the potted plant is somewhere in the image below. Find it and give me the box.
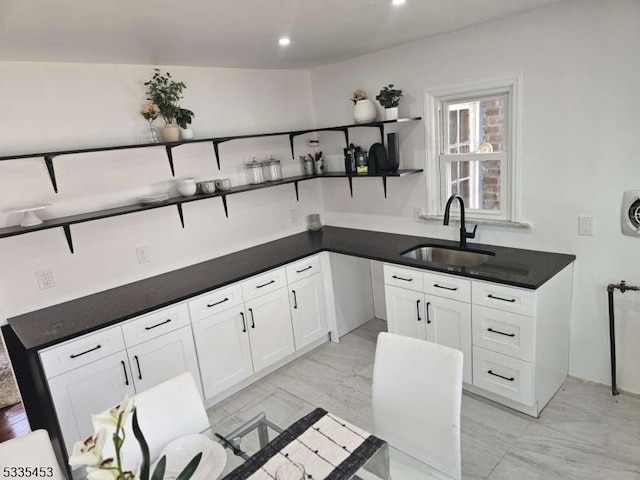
[376,84,403,120]
[175,107,195,140]
[351,89,377,124]
[144,69,193,142]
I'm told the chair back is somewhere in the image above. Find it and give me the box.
[93,372,209,470]
[0,430,66,480]
[372,332,463,480]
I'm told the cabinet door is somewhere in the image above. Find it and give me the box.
[47,351,135,455]
[192,308,254,400]
[127,326,202,396]
[425,296,472,384]
[245,288,295,373]
[290,274,328,350]
[384,285,426,340]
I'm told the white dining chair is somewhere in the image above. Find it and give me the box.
[372,332,463,480]
[93,372,209,471]
[0,429,66,480]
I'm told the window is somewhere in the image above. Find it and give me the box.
[425,77,520,223]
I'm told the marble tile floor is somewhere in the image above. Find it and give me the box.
[207,319,640,480]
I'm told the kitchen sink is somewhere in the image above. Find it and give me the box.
[401,245,495,267]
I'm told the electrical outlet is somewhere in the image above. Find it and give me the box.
[414,206,426,222]
[578,215,594,236]
[36,269,55,290]
[289,207,299,224]
[136,246,151,264]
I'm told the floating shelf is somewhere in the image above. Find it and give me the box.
[0,169,423,253]
[0,117,421,192]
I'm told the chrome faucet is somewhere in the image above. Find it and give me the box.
[443,194,477,248]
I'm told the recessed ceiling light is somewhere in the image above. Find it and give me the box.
[392,0,406,5]
[279,37,291,46]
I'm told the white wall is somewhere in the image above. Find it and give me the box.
[0,62,324,323]
[309,0,640,392]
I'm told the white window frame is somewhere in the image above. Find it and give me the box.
[424,76,522,223]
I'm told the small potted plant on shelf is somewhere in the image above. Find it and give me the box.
[143,69,193,142]
[351,89,377,124]
[175,107,195,140]
[376,84,403,121]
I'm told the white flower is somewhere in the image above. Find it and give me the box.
[68,429,107,467]
[86,465,119,480]
[92,397,135,428]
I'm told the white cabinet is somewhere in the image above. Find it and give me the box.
[385,284,426,340]
[245,288,295,373]
[289,273,328,349]
[192,307,254,399]
[47,351,135,455]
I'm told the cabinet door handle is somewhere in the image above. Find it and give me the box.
[207,297,229,308]
[416,299,421,322]
[69,344,102,359]
[488,328,516,338]
[144,318,171,330]
[392,275,412,282]
[249,308,255,328]
[488,370,515,382]
[292,290,298,309]
[488,294,516,303]
[296,265,313,273]
[256,280,275,289]
[240,312,247,333]
[120,360,129,386]
[426,302,431,324]
[434,283,458,291]
[134,355,142,380]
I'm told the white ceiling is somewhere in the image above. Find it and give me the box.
[0,0,565,69]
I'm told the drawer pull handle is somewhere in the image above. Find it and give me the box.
[434,283,458,291]
[296,265,313,273]
[249,308,255,328]
[292,290,298,309]
[144,319,172,330]
[256,280,275,289]
[207,297,229,308]
[240,312,247,333]
[134,355,142,380]
[426,301,431,324]
[488,328,516,338]
[69,344,102,359]
[416,299,421,322]
[120,360,129,386]
[488,294,516,303]
[488,370,515,382]
[392,275,412,282]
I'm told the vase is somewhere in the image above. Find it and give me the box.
[385,107,399,121]
[147,122,159,143]
[162,124,180,142]
[181,128,194,140]
[353,99,377,124]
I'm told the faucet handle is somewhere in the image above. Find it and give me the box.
[466,224,478,239]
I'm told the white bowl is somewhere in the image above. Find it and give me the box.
[156,434,226,480]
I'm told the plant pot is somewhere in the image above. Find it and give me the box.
[161,124,180,142]
[385,107,399,121]
[353,99,377,124]
[181,128,194,140]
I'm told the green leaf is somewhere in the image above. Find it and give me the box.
[132,408,151,480]
[150,455,166,480]
[175,452,202,480]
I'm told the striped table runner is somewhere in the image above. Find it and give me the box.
[221,408,389,480]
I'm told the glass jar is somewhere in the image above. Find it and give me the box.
[245,159,265,184]
[263,158,283,181]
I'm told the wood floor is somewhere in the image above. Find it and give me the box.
[0,402,29,442]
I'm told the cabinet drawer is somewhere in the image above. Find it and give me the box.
[472,281,536,317]
[121,304,190,348]
[285,255,321,283]
[189,283,243,322]
[241,268,287,302]
[472,346,534,405]
[472,306,535,362]
[383,264,424,293]
[424,272,471,303]
[39,326,125,379]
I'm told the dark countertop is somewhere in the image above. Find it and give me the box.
[7,226,575,351]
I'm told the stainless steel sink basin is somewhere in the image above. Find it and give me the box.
[401,245,495,267]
